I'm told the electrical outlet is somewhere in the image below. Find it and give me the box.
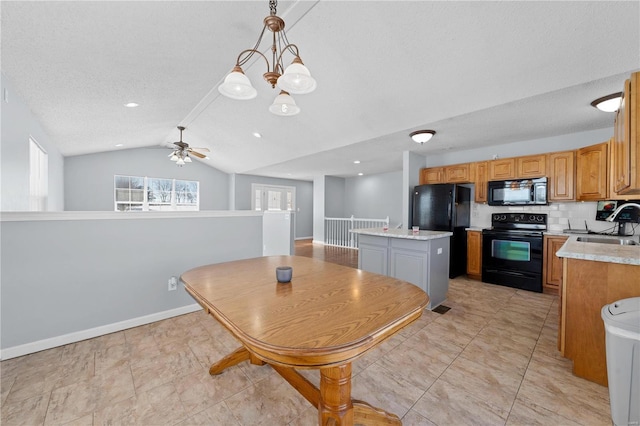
[168,276,178,291]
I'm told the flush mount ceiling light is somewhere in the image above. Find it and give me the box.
[590,93,622,112]
[218,0,316,116]
[410,130,436,144]
[124,102,139,108]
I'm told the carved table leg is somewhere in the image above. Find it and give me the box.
[319,364,354,425]
[209,346,260,375]
[353,399,401,425]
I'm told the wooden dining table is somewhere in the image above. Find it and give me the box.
[181,255,429,425]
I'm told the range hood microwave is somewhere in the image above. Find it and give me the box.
[488,177,548,206]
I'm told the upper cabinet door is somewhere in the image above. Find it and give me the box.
[517,154,547,178]
[612,78,630,194]
[472,161,488,203]
[420,167,444,185]
[548,151,575,201]
[576,142,608,201]
[488,159,516,180]
[444,164,471,183]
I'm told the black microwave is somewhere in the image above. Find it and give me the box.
[488,177,548,206]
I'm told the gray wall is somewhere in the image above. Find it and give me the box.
[233,174,313,239]
[403,151,424,230]
[1,214,262,352]
[1,73,65,211]
[64,147,229,211]
[344,171,403,227]
[325,176,346,218]
[425,127,613,167]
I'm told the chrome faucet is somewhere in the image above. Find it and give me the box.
[605,203,640,221]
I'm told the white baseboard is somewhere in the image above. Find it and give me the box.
[311,239,325,245]
[0,304,202,360]
[294,236,313,240]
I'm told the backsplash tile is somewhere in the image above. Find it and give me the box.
[471,201,636,235]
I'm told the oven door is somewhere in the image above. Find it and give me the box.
[482,230,543,292]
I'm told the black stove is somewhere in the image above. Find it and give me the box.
[481,213,547,292]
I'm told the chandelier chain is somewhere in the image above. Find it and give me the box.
[269,0,277,15]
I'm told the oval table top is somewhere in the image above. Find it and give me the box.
[181,255,429,368]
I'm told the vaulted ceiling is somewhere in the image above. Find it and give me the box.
[2,1,639,180]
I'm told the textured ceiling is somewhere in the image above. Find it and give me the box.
[2,1,639,180]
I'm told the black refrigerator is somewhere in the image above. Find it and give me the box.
[412,184,471,278]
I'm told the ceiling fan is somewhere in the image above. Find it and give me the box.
[168,126,210,166]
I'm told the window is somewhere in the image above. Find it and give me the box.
[251,184,295,211]
[114,175,199,211]
[29,137,48,211]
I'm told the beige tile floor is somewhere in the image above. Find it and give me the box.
[1,277,611,425]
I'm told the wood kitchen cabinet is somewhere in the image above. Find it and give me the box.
[517,154,546,178]
[576,141,608,200]
[472,161,488,203]
[420,167,443,184]
[560,258,639,386]
[488,158,516,180]
[466,230,482,280]
[611,71,640,195]
[542,235,567,295]
[444,163,471,183]
[548,151,575,201]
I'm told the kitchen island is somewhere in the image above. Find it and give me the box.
[351,228,452,309]
[556,234,640,386]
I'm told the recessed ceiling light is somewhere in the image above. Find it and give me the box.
[410,130,436,144]
[353,160,361,164]
[115,143,124,147]
[252,132,262,138]
[590,93,622,112]
[358,172,364,176]
[124,102,139,108]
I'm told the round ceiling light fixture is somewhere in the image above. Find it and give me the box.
[590,93,622,112]
[410,130,436,144]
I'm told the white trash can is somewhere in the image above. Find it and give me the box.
[601,297,640,426]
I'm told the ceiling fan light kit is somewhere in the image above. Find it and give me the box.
[410,130,436,144]
[218,0,316,116]
[168,126,209,166]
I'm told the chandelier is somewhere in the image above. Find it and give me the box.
[217,0,316,116]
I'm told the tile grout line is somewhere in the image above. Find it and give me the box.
[502,295,556,424]
[400,291,507,425]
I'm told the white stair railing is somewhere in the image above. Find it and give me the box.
[324,215,389,248]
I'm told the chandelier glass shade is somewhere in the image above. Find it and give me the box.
[218,0,316,115]
[269,90,300,116]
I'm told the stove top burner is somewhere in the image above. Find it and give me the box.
[490,213,547,231]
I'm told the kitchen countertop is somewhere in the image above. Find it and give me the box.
[351,228,453,241]
[556,234,640,266]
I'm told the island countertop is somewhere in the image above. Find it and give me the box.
[350,227,452,241]
[556,234,640,266]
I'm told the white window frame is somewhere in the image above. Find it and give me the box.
[29,137,48,211]
[114,175,199,211]
[251,183,296,212]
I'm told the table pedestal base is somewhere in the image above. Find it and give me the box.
[210,346,401,426]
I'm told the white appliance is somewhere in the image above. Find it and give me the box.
[262,211,295,256]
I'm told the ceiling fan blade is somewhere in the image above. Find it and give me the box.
[189,151,207,159]
[189,147,210,152]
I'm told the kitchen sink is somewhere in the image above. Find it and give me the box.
[576,237,639,245]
